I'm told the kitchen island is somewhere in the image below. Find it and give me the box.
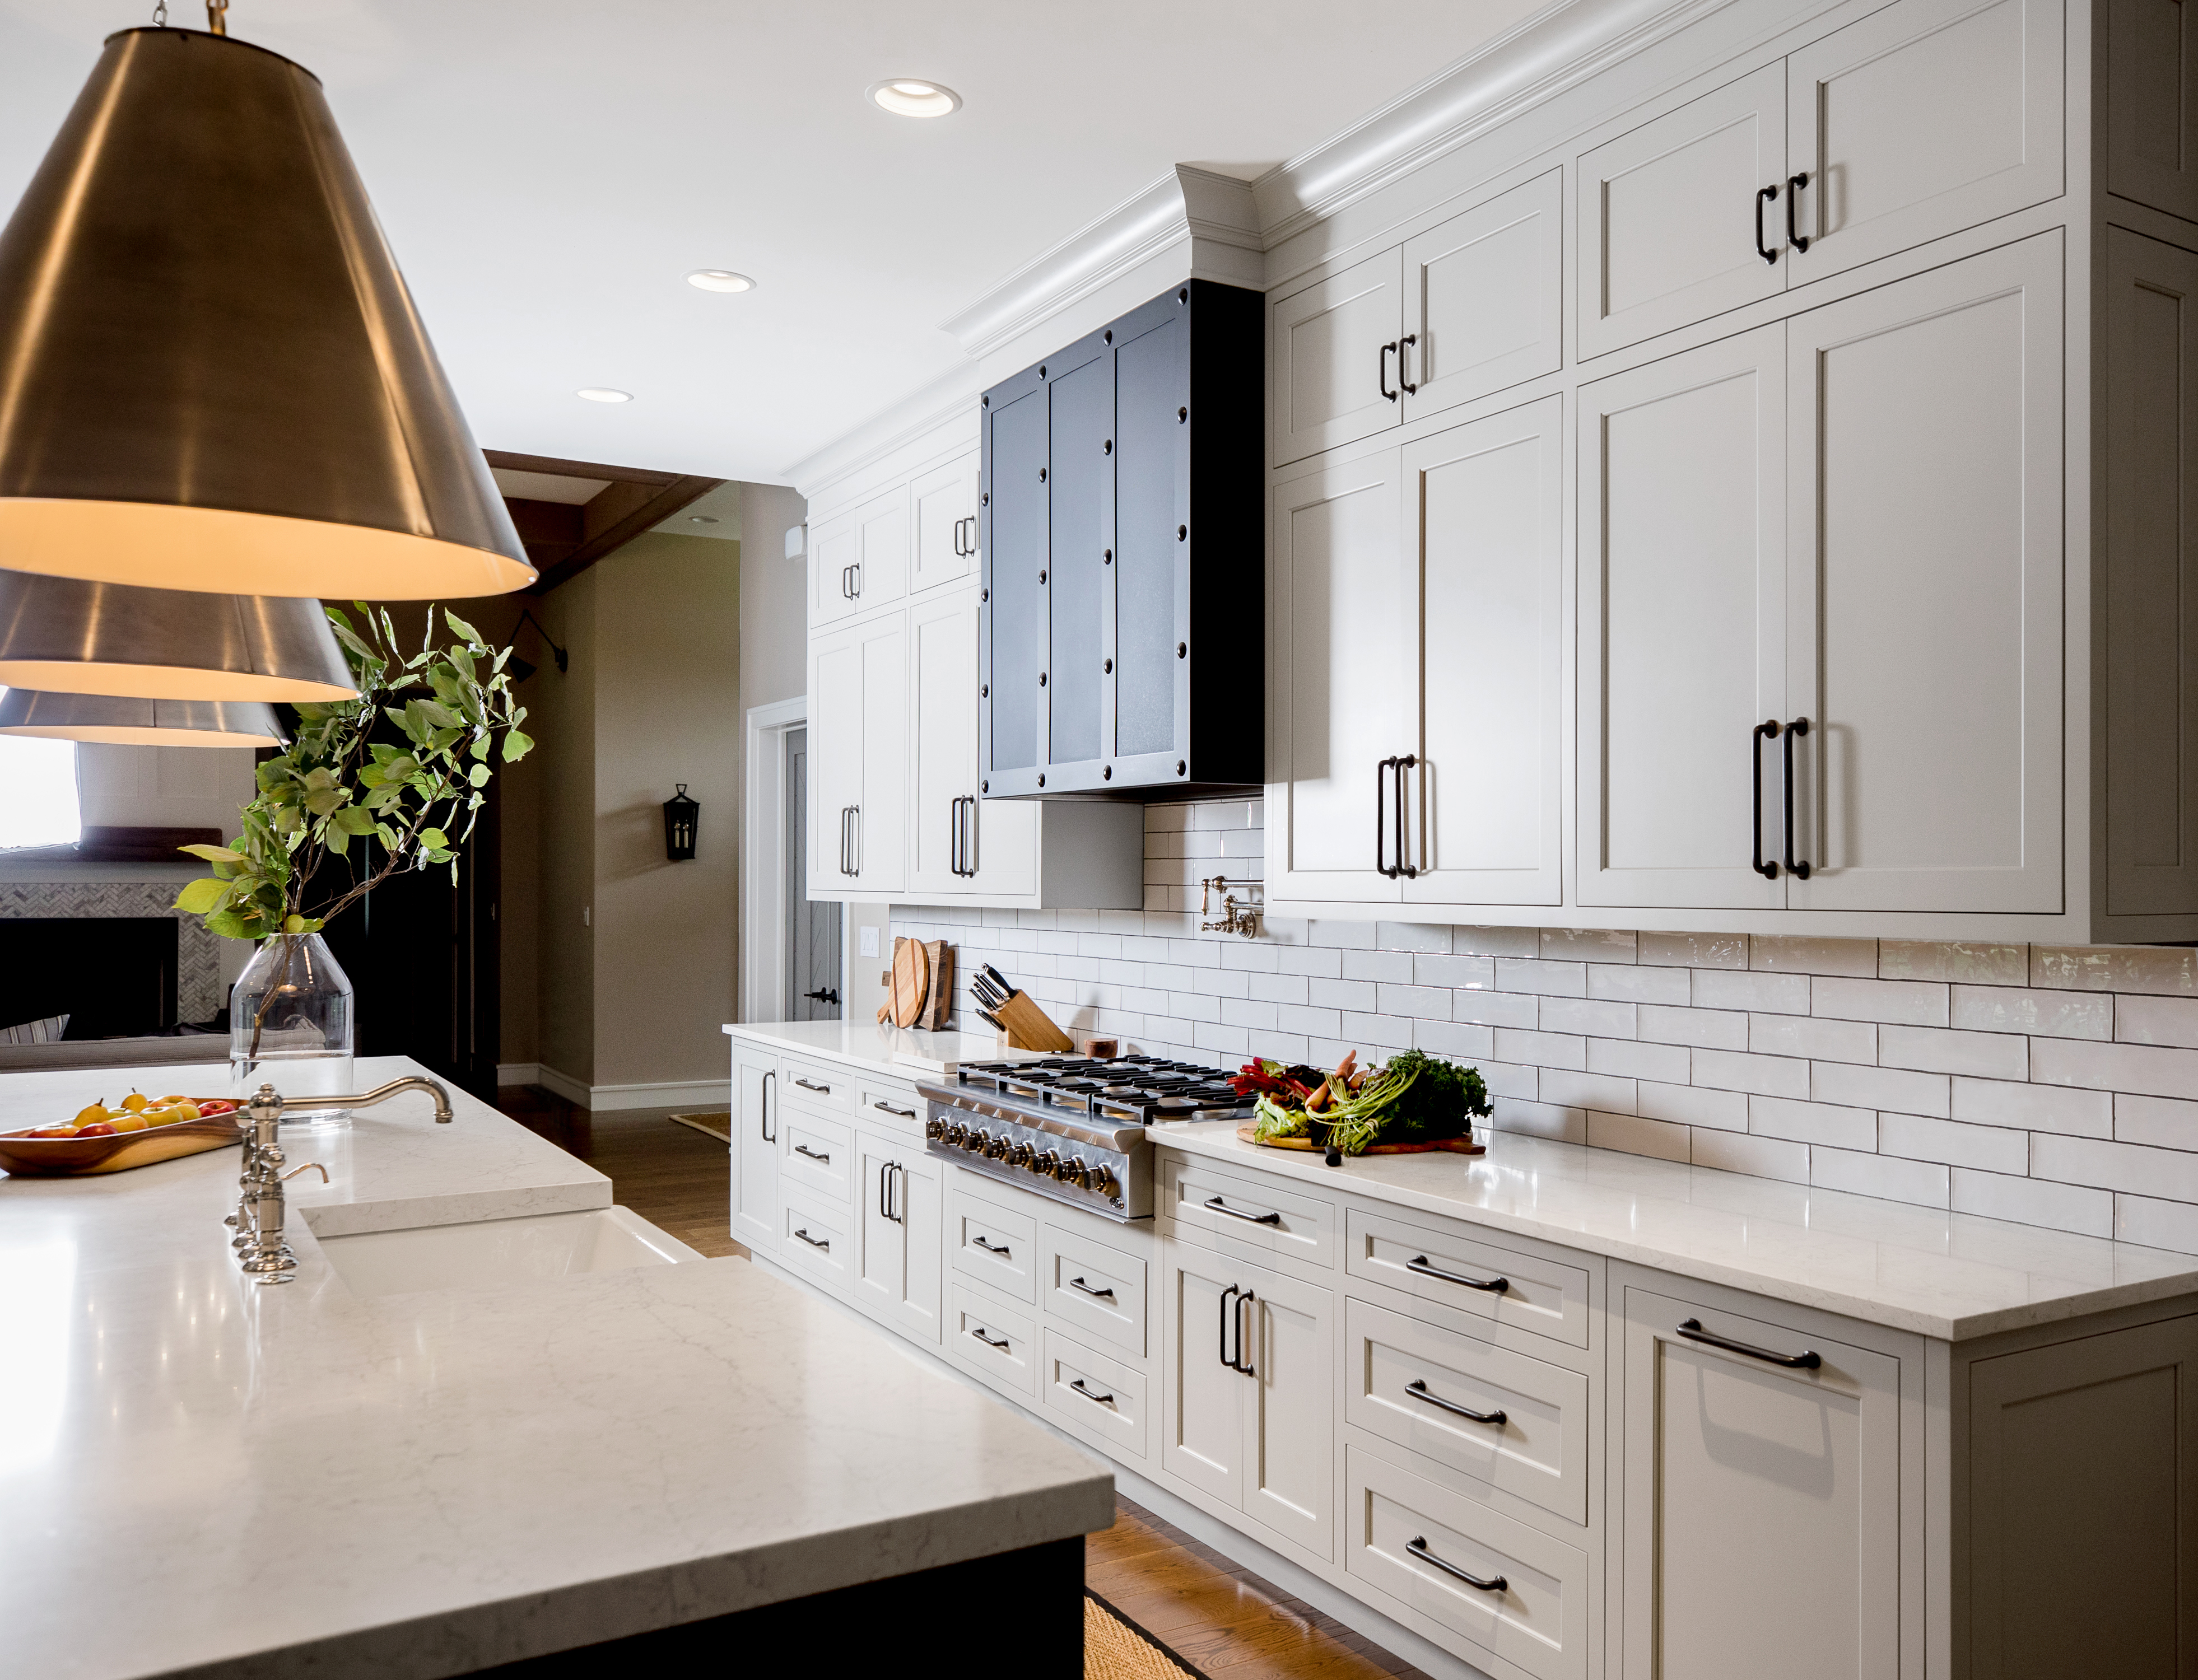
[0,1056,1112,1680]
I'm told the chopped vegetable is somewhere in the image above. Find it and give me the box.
[1237,1047,1492,1156]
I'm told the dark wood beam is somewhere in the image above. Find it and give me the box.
[528,474,721,594]
[483,449,682,487]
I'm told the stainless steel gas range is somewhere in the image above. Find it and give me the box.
[918,1056,1255,1221]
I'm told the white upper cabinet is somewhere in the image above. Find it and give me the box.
[809,506,859,629]
[1786,234,2062,913]
[1580,64,1789,359]
[908,587,1038,900]
[910,452,979,596]
[1400,171,1564,421]
[2108,0,2198,219]
[1785,0,2063,284]
[808,612,907,895]
[1579,324,1789,911]
[1402,395,1565,908]
[809,486,909,624]
[1272,248,1405,464]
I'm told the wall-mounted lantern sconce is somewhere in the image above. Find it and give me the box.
[663,784,699,861]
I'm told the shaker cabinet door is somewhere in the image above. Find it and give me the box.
[808,629,865,890]
[1238,1261,1336,1561]
[2108,0,2198,221]
[1785,0,2064,286]
[1578,325,1789,911]
[1578,63,1787,358]
[1269,448,1407,906]
[854,615,909,893]
[908,590,977,898]
[1402,394,1564,908]
[910,452,979,596]
[1162,1241,1250,1506]
[810,507,859,629]
[1401,169,1563,422]
[732,1049,779,1252]
[1272,248,1405,464]
[1785,234,2063,913]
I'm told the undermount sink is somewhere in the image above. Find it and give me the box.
[318,1206,704,1298]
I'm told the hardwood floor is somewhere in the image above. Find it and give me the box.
[496,1085,743,1258]
[500,1085,1429,1679]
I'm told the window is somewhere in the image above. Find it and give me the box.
[0,734,81,849]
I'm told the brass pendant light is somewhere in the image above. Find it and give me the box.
[0,7,534,599]
[0,688,287,748]
[0,572,355,702]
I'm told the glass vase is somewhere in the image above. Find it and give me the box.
[230,932,355,1123]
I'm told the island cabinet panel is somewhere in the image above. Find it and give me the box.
[1963,1314,2198,1678]
[1161,1241,1337,1560]
[2109,0,2198,219]
[1345,1444,1592,1680]
[730,1047,779,1252]
[854,1134,943,1344]
[1614,1275,1908,1680]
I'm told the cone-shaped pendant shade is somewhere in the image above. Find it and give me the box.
[0,572,356,702]
[0,689,287,748]
[0,27,533,599]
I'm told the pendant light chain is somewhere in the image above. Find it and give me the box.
[151,1,166,24]
[206,0,227,34]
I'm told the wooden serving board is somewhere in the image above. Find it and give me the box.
[1236,1124,1484,1157]
[0,1103,243,1178]
[890,936,930,1029]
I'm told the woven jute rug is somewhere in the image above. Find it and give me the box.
[667,1110,732,1142]
[1084,1589,1206,1679]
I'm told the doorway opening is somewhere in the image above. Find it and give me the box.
[784,727,841,1020]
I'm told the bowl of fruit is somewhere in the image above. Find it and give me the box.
[0,1091,245,1178]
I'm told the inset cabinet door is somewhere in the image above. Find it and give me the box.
[808,613,909,894]
[810,507,859,629]
[910,452,979,596]
[1401,169,1563,422]
[1785,234,2062,913]
[909,588,1037,899]
[1269,447,1406,906]
[2108,0,2198,221]
[1402,394,1564,908]
[1618,1278,1906,1680]
[1272,248,1404,465]
[1579,63,1787,358]
[1578,324,1788,911]
[856,1137,943,1343]
[1162,1242,1249,1506]
[732,1049,779,1251]
[1785,0,2064,286]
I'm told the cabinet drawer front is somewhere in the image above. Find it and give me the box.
[950,1186,1039,1301]
[1347,1299,1589,1527]
[1041,1328,1148,1460]
[1042,1223,1148,1359]
[1161,1154,1336,1270]
[779,1056,856,1114]
[947,1281,1038,1396]
[857,1081,925,1137]
[1347,1445,1589,1680]
[780,1108,853,1200]
[780,1188,853,1289]
[1347,1207,1590,1348]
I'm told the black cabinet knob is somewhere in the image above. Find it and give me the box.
[1039,672,1047,687]
[1178,525,1187,541]
[1039,468,1047,482]
[1179,407,1188,423]
[1039,569,1046,584]
[1177,643,1187,658]
[1103,548,1112,564]
[1102,766,1112,780]
[1103,438,1112,454]
[1037,774,1046,787]
[1104,659,1113,674]
[980,684,988,698]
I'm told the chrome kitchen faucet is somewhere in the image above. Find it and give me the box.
[226,1076,453,1284]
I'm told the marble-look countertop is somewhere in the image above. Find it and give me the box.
[723,1017,1044,1076]
[0,1057,1114,1680]
[1154,1121,2198,1342]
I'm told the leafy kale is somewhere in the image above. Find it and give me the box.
[1376,1049,1492,1142]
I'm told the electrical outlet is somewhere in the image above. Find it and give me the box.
[859,925,879,958]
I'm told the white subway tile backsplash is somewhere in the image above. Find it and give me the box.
[1542,928,1636,963]
[1950,1077,2113,1138]
[1749,1012,1878,1065]
[1691,1130,1809,1184]
[1488,1096,1586,1144]
[1880,1110,2029,1175]
[2116,1194,2198,1253]
[1588,963,1692,1005]
[1950,1170,2115,1239]
[1813,1060,1950,1118]
[1950,983,2113,1040]
[1749,936,1878,978]
[1274,946,1345,979]
[2032,1135,2198,1203]
[1340,1011,1415,1051]
[1879,941,2028,986]
[1248,972,1310,1006]
[1493,958,1588,998]
[1494,1028,1587,1071]
[2116,995,2198,1049]
[1541,1068,1635,1113]
[2033,945,2198,996]
[2031,1038,2198,1102]
[1343,949,1415,984]
[1638,1003,1748,1051]
[2116,1094,2198,1151]
[1811,976,1950,1026]
[1693,969,1812,1015]
[1376,983,1452,1020]
[1637,1080,1748,1132]
[1414,953,1496,990]
[1375,922,1454,953]
[1452,926,1542,959]
[1589,1109,1691,1162]
[1475,1060,1540,1101]
[1810,1146,1950,1208]
[1748,1095,1876,1151]
[1638,932,1748,969]
[1539,996,1636,1039]
[1692,1047,1810,1099]
[1451,990,1541,1030]
[1310,977,1377,1012]
[1417,1019,1496,1059]
[1589,1037,1693,1084]
[1877,1024,2027,1081]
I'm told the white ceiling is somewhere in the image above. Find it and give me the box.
[0,0,1544,486]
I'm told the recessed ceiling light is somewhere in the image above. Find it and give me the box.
[576,388,632,404]
[687,269,754,293]
[867,78,961,119]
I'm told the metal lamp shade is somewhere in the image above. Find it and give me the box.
[0,27,533,600]
[0,572,356,702]
[0,689,287,748]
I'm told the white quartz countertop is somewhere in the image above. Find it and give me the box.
[723,1017,1042,1077]
[1153,1121,2198,1342]
[0,1057,1113,1680]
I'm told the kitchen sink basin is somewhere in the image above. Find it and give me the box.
[317,1206,703,1298]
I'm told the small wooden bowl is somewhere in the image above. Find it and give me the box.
[0,1103,244,1178]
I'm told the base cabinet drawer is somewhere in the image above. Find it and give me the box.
[950,1185,1039,1302]
[1159,1153,1337,1271]
[1347,1299,1590,1527]
[858,1083,925,1137]
[1041,1329,1148,1460]
[947,1281,1039,1397]
[780,1189,853,1291]
[781,1108,854,1201]
[1041,1223,1148,1358]
[1347,1207,1591,1348]
[780,1056,856,1115]
[1347,1445,1590,1680]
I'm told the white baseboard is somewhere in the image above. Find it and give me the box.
[532,1063,591,1107]
[589,1078,732,1113]
[495,1062,539,1088]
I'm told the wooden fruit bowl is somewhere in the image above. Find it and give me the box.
[0,1104,244,1178]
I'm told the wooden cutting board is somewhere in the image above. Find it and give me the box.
[890,937,930,1029]
[1236,1124,1484,1156]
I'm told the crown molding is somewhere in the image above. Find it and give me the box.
[939,165,1261,361]
[1252,0,1728,242]
[781,361,986,506]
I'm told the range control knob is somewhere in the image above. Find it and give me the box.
[1034,1150,1061,1179]
[1064,1156,1089,1189]
[924,1118,946,1140]
[1091,1165,1120,1198]
[944,1123,968,1147]
[961,1127,985,1152]
[1006,1141,1033,1168]
[982,1134,1008,1160]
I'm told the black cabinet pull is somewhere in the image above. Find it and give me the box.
[1398,332,1418,394]
[873,1100,916,1118]
[761,1069,775,1142]
[793,1077,832,1094]
[970,1326,1011,1350]
[1407,1379,1507,1426]
[1068,1276,1116,1301]
[1219,1283,1240,1369]
[1752,720,1781,880]
[1786,171,1810,253]
[1407,1537,1506,1594]
[948,794,961,877]
[1236,1289,1256,1378]
[888,1161,905,1223]
[1205,1195,1282,1226]
[1069,1378,1116,1407]
[1376,756,1395,877]
[1394,753,1419,879]
[972,1235,1012,1257]
[1677,1317,1822,1370]
[1782,718,1812,880]
[1405,1254,1508,1294]
[793,1228,830,1252]
[793,1143,831,1164]
[1379,339,1398,402]
[1755,183,1779,264]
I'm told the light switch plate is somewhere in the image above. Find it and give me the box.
[859,925,879,958]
